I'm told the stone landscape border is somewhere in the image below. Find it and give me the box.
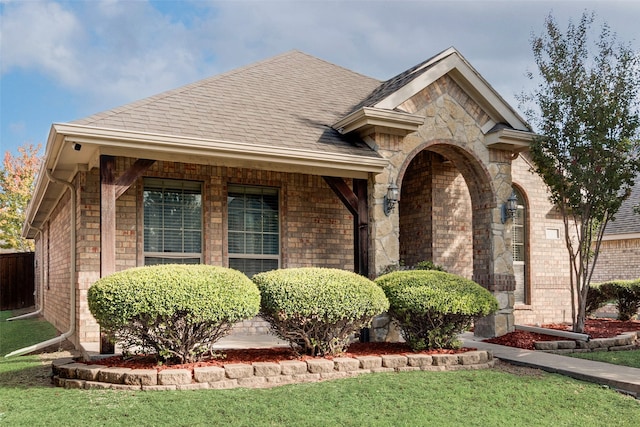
[52,350,494,391]
[533,332,638,353]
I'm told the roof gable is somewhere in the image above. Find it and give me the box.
[348,47,530,133]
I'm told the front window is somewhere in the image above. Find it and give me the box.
[227,185,279,277]
[143,178,202,265]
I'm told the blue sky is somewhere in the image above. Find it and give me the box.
[1,0,638,158]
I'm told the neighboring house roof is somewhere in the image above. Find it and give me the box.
[604,175,640,239]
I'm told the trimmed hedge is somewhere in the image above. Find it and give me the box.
[253,268,389,356]
[375,270,498,350]
[88,264,260,363]
[599,279,640,321]
[585,283,610,316]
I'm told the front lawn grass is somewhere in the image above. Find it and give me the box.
[1,310,638,426]
[0,310,57,356]
[569,349,640,368]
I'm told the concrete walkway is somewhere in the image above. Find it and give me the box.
[460,332,640,398]
[212,331,640,398]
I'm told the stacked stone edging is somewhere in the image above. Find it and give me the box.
[52,350,494,390]
[534,332,638,354]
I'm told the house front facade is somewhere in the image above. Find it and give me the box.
[24,49,573,352]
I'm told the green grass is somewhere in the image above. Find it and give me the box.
[1,310,638,426]
[569,349,640,368]
[0,310,57,356]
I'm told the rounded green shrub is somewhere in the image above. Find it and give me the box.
[253,267,389,356]
[585,283,611,316]
[599,279,640,321]
[88,264,260,363]
[375,270,498,350]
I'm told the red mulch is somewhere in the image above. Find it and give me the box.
[485,319,640,350]
[90,342,475,372]
[86,320,640,370]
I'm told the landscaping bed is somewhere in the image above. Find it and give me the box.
[89,342,475,371]
[53,343,492,390]
[485,319,640,350]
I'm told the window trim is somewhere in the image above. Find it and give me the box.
[227,184,281,274]
[511,186,530,305]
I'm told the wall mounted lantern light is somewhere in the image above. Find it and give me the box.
[501,191,518,223]
[384,182,399,216]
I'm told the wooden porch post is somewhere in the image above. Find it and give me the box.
[100,155,156,278]
[100,155,116,277]
[322,176,369,277]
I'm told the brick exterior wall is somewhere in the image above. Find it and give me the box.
[42,190,72,334]
[399,151,473,278]
[37,159,356,345]
[511,154,573,325]
[399,150,434,266]
[591,237,640,282]
[431,157,473,279]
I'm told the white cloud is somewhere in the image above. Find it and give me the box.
[1,1,84,84]
[1,0,218,111]
[1,0,637,119]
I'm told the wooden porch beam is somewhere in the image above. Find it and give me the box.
[114,159,156,199]
[323,176,358,217]
[323,176,369,277]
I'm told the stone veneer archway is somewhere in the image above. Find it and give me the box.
[366,76,519,337]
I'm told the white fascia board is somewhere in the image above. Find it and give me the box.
[602,232,640,241]
[54,123,387,174]
[375,50,530,132]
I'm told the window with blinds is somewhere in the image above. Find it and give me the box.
[227,185,279,277]
[143,178,202,265]
[511,188,528,305]
[512,191,526,262]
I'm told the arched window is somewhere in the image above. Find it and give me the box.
[512,187,529,305]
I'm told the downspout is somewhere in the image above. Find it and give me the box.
[5,169,76,358]
[6,226,44,321]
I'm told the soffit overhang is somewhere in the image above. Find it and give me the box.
[23,124,387,238]
[333,107,425,138]
[485,128,537,153]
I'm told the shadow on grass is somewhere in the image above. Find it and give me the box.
[0,357,54,388]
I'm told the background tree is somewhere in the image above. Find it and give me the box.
[0,143,42,251]
[519,12,640,333]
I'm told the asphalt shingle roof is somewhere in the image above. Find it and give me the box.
[605,175,640,235]
[72,51,383,157]
[349,50,444,112]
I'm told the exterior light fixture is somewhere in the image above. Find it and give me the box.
[501,191,518,223]
[73,143,82,151]
[384,182,399,216]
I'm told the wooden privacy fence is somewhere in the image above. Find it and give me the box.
[0,252,35,310]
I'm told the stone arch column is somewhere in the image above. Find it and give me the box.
[370,136,516,337]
